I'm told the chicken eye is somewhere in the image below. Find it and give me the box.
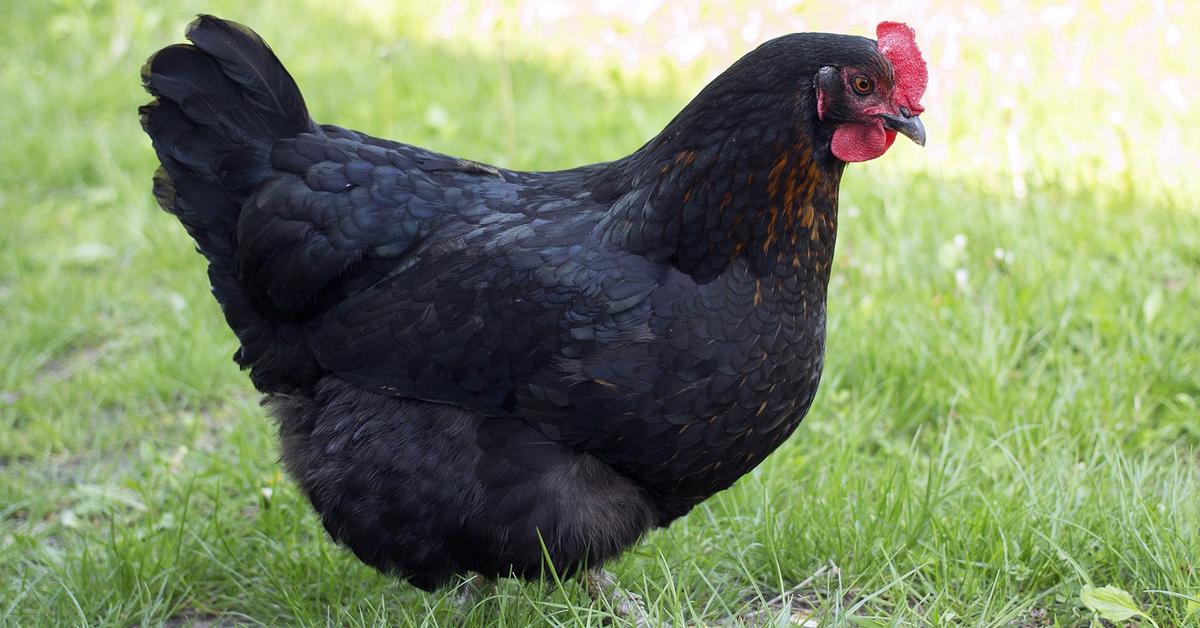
[851,75,874,96]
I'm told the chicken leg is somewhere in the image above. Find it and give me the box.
[450,575,494,615]
[584,568,652,627]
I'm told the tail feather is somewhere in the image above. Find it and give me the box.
[140,44,242,108]
[182,16,312,136]
[140,15,320,393]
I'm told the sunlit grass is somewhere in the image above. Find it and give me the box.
[1,0,1197,625]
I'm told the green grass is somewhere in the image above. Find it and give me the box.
[2,1,1198,625]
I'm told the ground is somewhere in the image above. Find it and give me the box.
[1,1,1198,625]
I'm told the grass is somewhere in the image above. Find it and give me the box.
[1,0,1198,625]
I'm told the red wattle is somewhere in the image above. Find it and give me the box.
[831,123,896,162]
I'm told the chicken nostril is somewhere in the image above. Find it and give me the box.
[899,106,912,118]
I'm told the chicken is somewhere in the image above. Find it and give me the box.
[140,15,927,596]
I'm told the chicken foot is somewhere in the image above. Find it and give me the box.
[450,574,495,616]
[584,568,653,627]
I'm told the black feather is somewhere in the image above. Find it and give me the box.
[183,15,313,136]
[141,15,319,390]
[140,16,887,590]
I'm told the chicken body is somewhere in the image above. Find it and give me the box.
[247,123,833,589]
[141,16,924,590]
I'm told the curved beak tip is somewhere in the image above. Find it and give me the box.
[910,119,927,146]
[881,112,926,147]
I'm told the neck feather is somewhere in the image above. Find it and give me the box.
[592,94,845,284]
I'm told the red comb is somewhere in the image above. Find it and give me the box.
[876,21,927,114]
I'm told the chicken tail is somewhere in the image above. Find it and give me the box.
[139,15,321,393]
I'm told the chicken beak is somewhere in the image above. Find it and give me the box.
[879,110,926,146]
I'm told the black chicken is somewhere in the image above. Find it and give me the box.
[140,15,927,603]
